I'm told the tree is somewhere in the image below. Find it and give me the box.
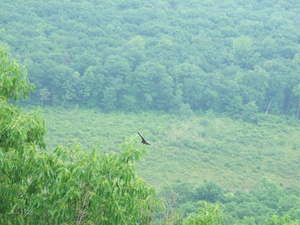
[182,201,224,225]
[0,47,34,102]
[265,215,299,225]
[77,64,105,107]
[195,181,224,203]
[0,46,45,150]
[252,178,284,210]
[232,36,259,69]
[236,66,270,111]
[101,55,131,111]
[242,101,259,122]
[125,35,147,71]
[0,46,159,224]
[292,83,300,118]
[132,61,172,110]
[172,63,208,110]
[38,87,50,107]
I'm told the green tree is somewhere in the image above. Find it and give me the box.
[265,215,299,225]
[252,178,284,210]
[182,201,224,225]
[195,181,224,203]
[172,63,208,110]
[133,61,172,110]
[242,101,259,122]
[292,83,300,118]
[77,64,105,107]
[0,47,34,101]
[232,36,259,69]
[125,35,147,71]
[101,55,131,111]
[236,66,270,110]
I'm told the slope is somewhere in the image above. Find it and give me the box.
[42,108,300,190]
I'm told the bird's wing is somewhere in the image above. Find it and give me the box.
[137,130,157,147]
[137,130,144,139]
[138,130,147,141]
[138,130,151,144]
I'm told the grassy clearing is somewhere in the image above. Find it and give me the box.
[41,107,300,190]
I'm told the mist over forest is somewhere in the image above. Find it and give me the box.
[1,0,300,224]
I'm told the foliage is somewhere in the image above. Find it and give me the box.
[0,46,34,101]
[182,202,224,225]
[265,215,299,225]
[1,141,159,224]
[1,0,300,117]
[0,46,46,151]
[159,179,300,224]
[195,181,224,203]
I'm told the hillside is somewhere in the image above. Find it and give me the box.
[2,40,299,223]
[42,108,300,190]
[1,0,300,116]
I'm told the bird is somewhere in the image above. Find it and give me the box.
[137,130,158,147]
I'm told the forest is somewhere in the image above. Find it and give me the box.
[0,0,300,224]
[1,0,300,116]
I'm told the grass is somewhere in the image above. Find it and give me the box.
[40,107,300,191]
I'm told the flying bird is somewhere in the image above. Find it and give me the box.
[137,130,158,147]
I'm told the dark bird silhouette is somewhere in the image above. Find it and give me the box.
[137,130,158,147]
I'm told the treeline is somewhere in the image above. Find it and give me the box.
[1,0,300,116]
[161,179,300,224]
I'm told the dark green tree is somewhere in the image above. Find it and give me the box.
[195,181,224,203]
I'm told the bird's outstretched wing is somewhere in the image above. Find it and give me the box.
[137,130,151,145]
[137,130,158,147]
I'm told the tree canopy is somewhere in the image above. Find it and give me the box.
[0,0,299,117]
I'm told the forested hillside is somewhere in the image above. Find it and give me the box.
[1,0,300,116]
[1,45,300,225]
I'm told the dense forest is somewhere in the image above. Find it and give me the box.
[1,0,300,117]
[1,0,300,224]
